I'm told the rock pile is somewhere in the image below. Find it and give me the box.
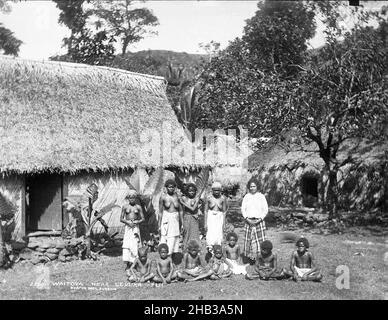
[12,234,124,265]
[14,237,85,264]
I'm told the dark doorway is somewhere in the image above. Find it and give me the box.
[26,173,63,232]
[300,175,318,207]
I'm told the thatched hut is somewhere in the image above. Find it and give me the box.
[248,137,388,212]
[0,55,204,241]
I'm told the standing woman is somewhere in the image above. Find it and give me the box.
[241,178,268,264]
[180,183,202,250]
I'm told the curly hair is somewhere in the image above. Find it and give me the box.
[138,246,148,256]
[260,240,273,251]
[296,237,310,248]
[164,179,176,188]
[187,239,200,250]
[158,243,169,253]
[226,231,238,241]
[186,183,197,192]
[246,178,259,190]
[212,244,222,253]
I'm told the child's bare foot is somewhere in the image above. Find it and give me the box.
[245,274,253,280]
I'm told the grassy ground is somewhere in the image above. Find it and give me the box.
[0,226,387,300]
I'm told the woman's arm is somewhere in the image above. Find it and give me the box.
[158,197,164,232]
[204,197,209,232]
[134,205,145,225]
[180,197,199,212]
[259,193,269,220]
[120,206,130,226]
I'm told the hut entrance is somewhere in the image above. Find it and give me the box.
[26,173,63,232]
[301,174,318,208]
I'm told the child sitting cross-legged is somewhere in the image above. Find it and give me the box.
[284,237,323,282]
[127,246,155,283]
[224,232,249,275]
[207,245,233,280]
[177,239,214,282]
[245,240,286,280]
[153,243,178,284]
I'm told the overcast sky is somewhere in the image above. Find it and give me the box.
[0,0,385,60]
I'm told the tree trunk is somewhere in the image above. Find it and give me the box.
[323,163,339,219]
[121,39,129,56]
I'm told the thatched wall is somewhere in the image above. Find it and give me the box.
[250,140,388,212]
[0,175,24,241]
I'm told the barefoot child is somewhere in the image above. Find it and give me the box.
[285,237,323,282]
[205,182,227,258]
[128,246,155,283]
[153,243,178,284]
[245,240,285,280]
[159,180,183,262]
[177,240,213,281]
[121,190,145,271]
[224,232,248,275]
[208,245,233,279]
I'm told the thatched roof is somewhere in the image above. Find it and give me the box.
[0,55,204,173]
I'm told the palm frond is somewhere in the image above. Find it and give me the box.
[141,167,165,221]
[196,166,210,197]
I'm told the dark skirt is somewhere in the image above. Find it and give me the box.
[182,214,201,250]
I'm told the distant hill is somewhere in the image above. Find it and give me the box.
[112,50,207,81]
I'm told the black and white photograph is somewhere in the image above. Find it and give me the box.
[0,0,387,303]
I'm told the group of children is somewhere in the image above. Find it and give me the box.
[126,233,323,284]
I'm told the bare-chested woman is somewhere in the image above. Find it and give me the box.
[159,179,183,262]
[180,183,203,251]
[205,182,227,257]
[121,190,144,271]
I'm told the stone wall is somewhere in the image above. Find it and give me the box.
[13,235,123,265]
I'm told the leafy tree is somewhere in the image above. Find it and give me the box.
[283,8,388,217]
[52,0,116,65]
[53,0,90,54]
[0,0,23,56]
[242,0,316,77]
[89,0,159,56]
[0,23,22,56]
[194,2,387,218]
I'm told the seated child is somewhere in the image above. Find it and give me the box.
[284,237,323,282]
[224,232,248,275]
[127,246,155,283]
[177,239,214,282]
[245,240,285,280]
[207,245,233,280]
[153,243,178,284]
